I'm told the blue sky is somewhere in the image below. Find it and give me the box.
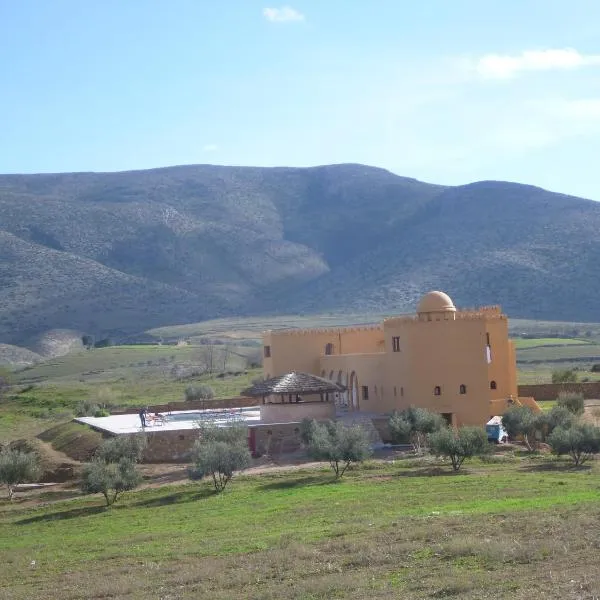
[2,1,600,199]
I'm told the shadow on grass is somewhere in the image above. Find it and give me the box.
[17,505,108,524]
[132,488,215,507]
[520,462,592,473]
[258,475,338,490]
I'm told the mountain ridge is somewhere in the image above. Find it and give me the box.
[1,163,599,345]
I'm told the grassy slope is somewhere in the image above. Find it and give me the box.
[0,459,599,599]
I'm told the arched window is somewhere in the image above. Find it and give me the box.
[434,386,441,396]
[490,380,497,390]
[459,384,467,395]
[325,343,334,355]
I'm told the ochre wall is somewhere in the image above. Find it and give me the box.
[260,401,335,423]
[263,295,519,427]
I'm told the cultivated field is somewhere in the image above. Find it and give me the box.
[0,457,599,599]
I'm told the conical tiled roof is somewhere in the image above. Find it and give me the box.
[242,372,345,397]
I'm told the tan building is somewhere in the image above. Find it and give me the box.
[262,291,528,427]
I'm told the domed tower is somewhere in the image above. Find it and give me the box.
[417,291,457,320]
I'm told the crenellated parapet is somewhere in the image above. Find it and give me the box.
[264,324,382,337]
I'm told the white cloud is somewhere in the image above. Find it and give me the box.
[475,48,600,79]
[263,6,305,23]
[202,144,218,152]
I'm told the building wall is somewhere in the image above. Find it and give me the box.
[260,401,335,423]
[263,294,522,427]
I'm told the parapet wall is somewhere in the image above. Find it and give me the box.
[518,382,600,401]
[115,396,256,415]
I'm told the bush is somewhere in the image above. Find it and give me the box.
[189,424,251,492]
[81,458,142,506]
[591,364,600,373]
[551,369,578,384]
[501,406,540,451]
[307,421,371,477]
[537,405,575,440]
[556,392,585,416]
[95,434,147,463]
[548,423,600,466]
[184,384,215,402]
[389,407,445,453]
[428,426,490,471]
[0,448,41,500]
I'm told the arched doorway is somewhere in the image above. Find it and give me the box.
[336,370,348,409]
[349,371,359,410]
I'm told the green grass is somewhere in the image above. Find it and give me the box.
[1,459,599,599]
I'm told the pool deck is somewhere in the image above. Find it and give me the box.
[75,407,262,435]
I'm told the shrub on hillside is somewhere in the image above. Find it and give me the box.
[501,406,541,451]
[81,458,142,506]
[428,426,490,472]
[307,421,371,478]
[0,448,41,501]
[388,407,445,454]
[81,435,146,506]
[184,384,214,402]
[556,392,585,416]
[547,423,600,466]
[551,369,578,384]
[189,423,251,492]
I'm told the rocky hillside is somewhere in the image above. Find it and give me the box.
[1,163,599,345]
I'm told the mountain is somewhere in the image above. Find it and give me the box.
[1,163,599,345]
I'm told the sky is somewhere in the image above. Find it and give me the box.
[2,0,600,199]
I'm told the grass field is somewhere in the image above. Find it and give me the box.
[1,457,599,599]
[512,337,593,349]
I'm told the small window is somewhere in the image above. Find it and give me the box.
[374,385,378,396]
[392,336,401,352]
[361,385,369,400]
[486,333,491,346]
[263,345,271,358]
[400,386,404,397]
[393,386,397,397]
[490,380,497,390]
[434,386,441,396]
[325,343,334,355]
[459,384,467,395]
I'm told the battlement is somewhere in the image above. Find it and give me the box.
[264,324,382,337]
[384,306,505,326]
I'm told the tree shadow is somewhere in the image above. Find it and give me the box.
[17,505,108,525]
[388,467,461,478]
[258,475,337,490]
[132,488,214,507]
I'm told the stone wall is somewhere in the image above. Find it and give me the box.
[518,382,600,401]
[142,422,305,462]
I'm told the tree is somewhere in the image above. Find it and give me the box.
[556,392,585,416]
[551,369,578,384]
[184,384,215,402]
[0,448,41,501]
[81,335,95,349]
[536,405,575,441]
[548,423,600,466]
[388,407,445,454]
[80,435,146,506]
[501,406,540,451]
[189,424,251,492]
[428,426,490,471]
[81,458,142,506]
[307,421,371,478]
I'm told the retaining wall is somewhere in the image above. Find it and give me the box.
[518,382,600,401]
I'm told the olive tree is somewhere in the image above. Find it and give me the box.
[80,434,146,506]
[81,458,142,506]
[0,448,41,501]
[189,423,251,492]
[548,424,600,466]
[501,406,541,451]
[389,407,445,454]
[556,392,585,416]
[428,426,489,472]
[307,421,371,478]
[185,384,215,402]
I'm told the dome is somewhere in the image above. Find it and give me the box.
[417,291,456,314]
